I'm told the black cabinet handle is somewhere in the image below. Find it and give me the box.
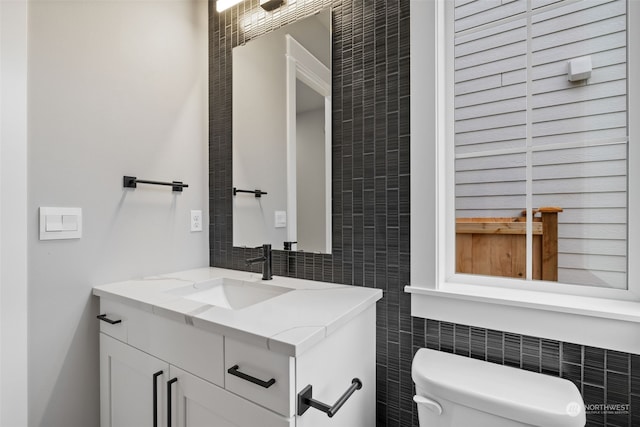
[167,378,177,427]
[297,378,363,417]
[152,371,163,427]
[97,314,121,325]
[227,364,276,388]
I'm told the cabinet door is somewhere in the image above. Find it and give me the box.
[100,333,169,427]
[168,366,293,427]
[296,306,376,427]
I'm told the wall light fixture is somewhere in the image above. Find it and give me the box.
[260,0,285,11]
[216,0,243,12]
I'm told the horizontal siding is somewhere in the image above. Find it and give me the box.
[532,111,626,138]
[502,68,527,85]
[455,0,503,21]
[455,139,527,155]
[532,31,626,67]
[530,128,627,147]
[532,63,626,95]
[456,97,527,121]
[456,41,527,70]
[456,153,526,171]
[532,0,624,37]
[456,83,526,108]
[532,15,625,51]
[455,0,526,33]
[455,16,526,45]
[456,124,526,146]
[456,167,526,184]
[455,24,526,57]
[532,159,626,179]
[532,143,627,165]
[457,195,533,210]
[456,208,526,218]
[558,223,626,240]
[532,0,564,9]
[532,79,626,109]
[532,192,626,209]
[456,55,527,83]
[557,268,626,289]
[559,253,626,272]
[559,238,626,256]
[540,207,626,223]
[533,0,617,22]
[457,181,525,197]
[455,74,503,96]
[533,176,626,194]
[455,0,476,8]
[531,46,626,80]
[532,94,626,123]
[456,111,526,133]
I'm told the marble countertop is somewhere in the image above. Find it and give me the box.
[93,267,382,357]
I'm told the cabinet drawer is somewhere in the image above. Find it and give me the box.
[98,299,224,387]
[98,299,132,342]
[129,311,224,387]
[224,338,294,417]
[170,365,294,427]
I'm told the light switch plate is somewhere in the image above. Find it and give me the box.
[39,207,82,240]
[275,210,287,228]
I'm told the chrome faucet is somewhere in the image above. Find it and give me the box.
[245,244,272,280]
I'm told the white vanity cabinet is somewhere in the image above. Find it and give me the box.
[100,333,168,427]
[101,333,291,427]
[98,293,376,427]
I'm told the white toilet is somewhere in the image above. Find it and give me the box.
[412,348,586,427]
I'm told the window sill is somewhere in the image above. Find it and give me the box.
[405,284,640,354]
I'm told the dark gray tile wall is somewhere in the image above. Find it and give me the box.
[209,0,411,425]
[208,1,638,426]
[415,319,640,427]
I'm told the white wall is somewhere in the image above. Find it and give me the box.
[0,0,29,425]
[27,1,208,426]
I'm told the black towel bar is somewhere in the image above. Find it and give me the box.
[124,176,188,192]
[233,187,267,198]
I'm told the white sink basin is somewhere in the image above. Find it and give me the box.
[170,278,293,310]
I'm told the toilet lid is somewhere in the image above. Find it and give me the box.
[412,349,585,427]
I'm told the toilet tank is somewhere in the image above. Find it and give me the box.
[412,349,585,427]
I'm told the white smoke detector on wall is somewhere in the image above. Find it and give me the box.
[567,56,592,82]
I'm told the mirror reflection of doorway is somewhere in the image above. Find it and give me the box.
[285,33,332,254]
[296,80,327,253]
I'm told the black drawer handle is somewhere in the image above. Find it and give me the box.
[152,371,163,427]
[227,364,276,388]
[297,378,362,417]
[97,314,122,325]
[167,377,177,427]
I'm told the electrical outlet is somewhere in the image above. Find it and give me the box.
[190,210,203,232]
